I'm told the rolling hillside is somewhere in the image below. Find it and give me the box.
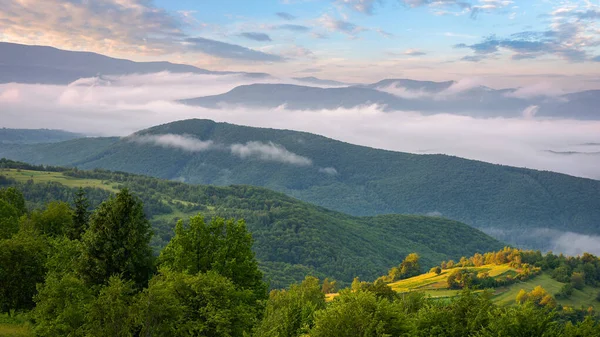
[0,120,598,253]
[0,128,83,144]
[0,160,503,288]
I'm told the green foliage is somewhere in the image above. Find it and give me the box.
[0,231,47,314]
[33,273,93,337]
[321,278,337,294]
[68,188,89,240]
[429,266,442,275]
[0,163,505,287]
[159,215,266,298]
[556,283,574,299]
[79,189,153,289]
[571,272,585,290]
[3,119,600,253]
[84,276,136,337]
[254,276,325,337]
[139,269,258,337]
[28,201,73,237]
[478,303,562,337]
[311,289,410,337]
[0,187,26,239]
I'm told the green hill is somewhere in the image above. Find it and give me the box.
[1,119,599,251]
[0,128,84,144]
[0,160,503,288]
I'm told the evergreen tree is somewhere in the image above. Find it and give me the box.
[68,187,90,240]
[79,189,153,288]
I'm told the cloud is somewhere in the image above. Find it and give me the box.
[0,0,186,56]
[404,49,426,56]
[184,37,285,62]
[238,32,272,42]
[336,0,380,15]
[319,167,339,175]
[276,24,311,32]
[2,74,600,180]
[230,141,313,166]
[130,134,214,151]
[297,68,323,73]
[505,83,566,99]
[456,21,598,63]
[0,0,283,63]
[276,12,297,20]
[522,105,539,119]
[398,0,512,18]
[318,15,365,36]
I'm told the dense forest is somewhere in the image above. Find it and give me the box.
[1,120,599,253]
[1,186,599,336]
[0,159,503,288]
[0,129,83,144]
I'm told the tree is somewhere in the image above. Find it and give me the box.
[400,253,421,278]
[136,269,257,337]
[79,189,153,288]
[29,201,73,237]
[570,272,585,290]
[310,289,410,337]
[159,215,266,298]
[0,187,26,239]
[322,278,337,294]
[516,289,528,304]
[68,187,90,240]
[255,276,325,337]
[0,231,47,314]
[84,276,136,337]
[34,273,93,337]
[429,266,442,275]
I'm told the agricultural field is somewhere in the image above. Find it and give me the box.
[0,169,118,192]
[388,264,599,309]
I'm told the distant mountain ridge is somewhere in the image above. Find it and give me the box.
[0,128,84,144]
[0,119,599,253]
[0,42,268,84]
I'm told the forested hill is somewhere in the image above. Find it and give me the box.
[0,160,503,288]
[0,128,83,144]
[0,119,599,251]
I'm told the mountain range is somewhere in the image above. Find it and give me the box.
[0,42,268,85]
[1,42,598,120]
[1,119,599,253]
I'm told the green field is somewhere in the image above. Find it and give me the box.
[387,264,599,309]
[0,314,32,337]
[1,169,118,192]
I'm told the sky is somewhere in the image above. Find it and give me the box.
[1,0,600,88]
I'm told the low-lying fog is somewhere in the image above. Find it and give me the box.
[1,72,599,180]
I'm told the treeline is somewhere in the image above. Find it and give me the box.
[1,187,600,336]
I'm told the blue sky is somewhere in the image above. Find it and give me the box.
[1,0,599,86]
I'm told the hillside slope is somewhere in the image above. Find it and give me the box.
[1,119,599,252]
[0,42,268,84]
[0,128,84,144]
[0,160,503,287]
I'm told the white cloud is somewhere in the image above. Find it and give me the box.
[505,82,566,99]
[230,141,312,166]
[1,72,599,180]
[522,105,539,119]
[319,167,338,175]
[129,134,214,152]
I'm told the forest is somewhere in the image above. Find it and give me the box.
[0,159,503,288]
[1,119,599,254]
[1,185,600,336]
